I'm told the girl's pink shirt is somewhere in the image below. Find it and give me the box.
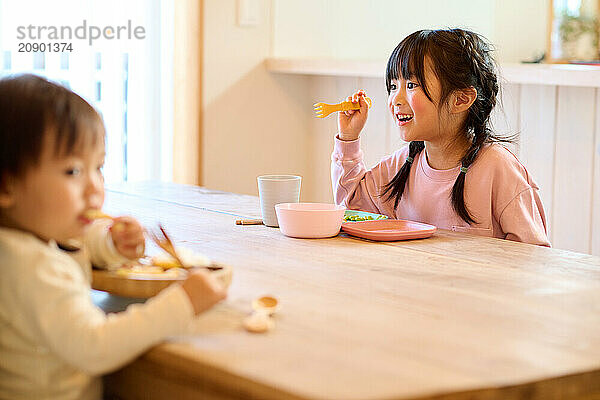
[331,137,550,246]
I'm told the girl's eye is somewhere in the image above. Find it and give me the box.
[389,83,397,91]
[407,82,419,90]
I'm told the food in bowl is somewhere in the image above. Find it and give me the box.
[150,246,211,269]
[92,257,233,298]
[275,203,346,238]
[112,260,228,281]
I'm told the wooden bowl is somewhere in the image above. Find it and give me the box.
[92,262,232,298]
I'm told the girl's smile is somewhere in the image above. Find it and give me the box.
[395,112,414,125]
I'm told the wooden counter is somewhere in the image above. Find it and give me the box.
[99,181,600,400]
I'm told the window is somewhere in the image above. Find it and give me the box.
[0,0,174,183]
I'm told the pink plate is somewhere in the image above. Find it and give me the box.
[341,219,436,241]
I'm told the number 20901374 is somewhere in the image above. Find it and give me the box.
[18,42,73,52]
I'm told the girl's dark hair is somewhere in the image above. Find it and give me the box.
[0,74,104,180]
[381,28,510,224]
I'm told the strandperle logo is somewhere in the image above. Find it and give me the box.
[16,20,146,45]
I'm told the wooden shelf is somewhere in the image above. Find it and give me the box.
[266,58,385,78]
[266,58,600,88]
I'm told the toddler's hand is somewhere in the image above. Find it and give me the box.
[110,216,145,260]
[181,270,227,315]
[338,90,369,141]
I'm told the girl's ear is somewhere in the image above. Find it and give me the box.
[0,175,16,208]
[451,87,477,114]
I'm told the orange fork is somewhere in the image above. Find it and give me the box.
[313,97,372,118]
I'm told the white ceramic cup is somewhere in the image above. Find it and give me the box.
[257,175,302,227]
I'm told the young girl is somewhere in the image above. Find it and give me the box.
[332,29,550,246]
[0,74,227,399]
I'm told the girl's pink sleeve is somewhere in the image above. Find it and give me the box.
[499,187,551,247]
[489,146,551,247]
[330,136,399,215]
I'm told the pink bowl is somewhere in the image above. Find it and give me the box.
[275,203,346,238]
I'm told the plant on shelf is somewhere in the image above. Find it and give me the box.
[558,10,599,60]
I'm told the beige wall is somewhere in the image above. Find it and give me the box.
[272,0,548,63]
[492,0,548,62]
[272,0,493,60]
[202,0,315,200]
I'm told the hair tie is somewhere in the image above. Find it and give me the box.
[460,166,468,174]
[405,156,414,164]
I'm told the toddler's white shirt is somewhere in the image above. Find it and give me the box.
[0,222,195,400]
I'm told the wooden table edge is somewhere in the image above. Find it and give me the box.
[105,344,600,400]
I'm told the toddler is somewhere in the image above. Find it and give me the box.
[332,29,550,246]
[0,74,227,399]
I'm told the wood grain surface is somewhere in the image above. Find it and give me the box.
[101,182,600,400]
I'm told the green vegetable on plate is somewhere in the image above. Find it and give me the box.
[343,214,388,222]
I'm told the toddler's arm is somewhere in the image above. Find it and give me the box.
[85,216,145,268]
[182,270,227,315]
[84,219,131,269]
[24,252,225,375]
[109,216,145,259]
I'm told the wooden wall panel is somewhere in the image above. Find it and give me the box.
[552,86,596,254]
[592,88,600,256]
[518,84,557,243]
[492,82,521,156]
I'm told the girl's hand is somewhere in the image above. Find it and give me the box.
[181,270,228,315]
[338,90,369,141]
[110,216,145,259]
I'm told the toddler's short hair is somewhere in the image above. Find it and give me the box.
[0,74,104,180]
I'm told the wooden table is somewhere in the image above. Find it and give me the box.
[98,181,600,400]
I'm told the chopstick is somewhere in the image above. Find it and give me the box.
[235,219,263,225]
